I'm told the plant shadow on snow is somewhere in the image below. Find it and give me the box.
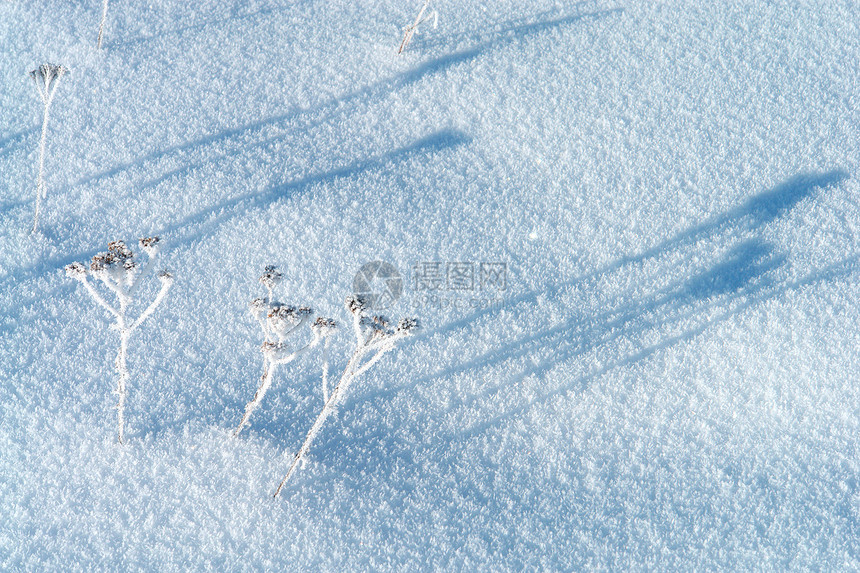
[308,171,855,484]
[0,128,35,159]
[0,127,469,295]
[411,2,623,54]
[103,1,312,50]
[59,4,620,213]
[157,128,472,246]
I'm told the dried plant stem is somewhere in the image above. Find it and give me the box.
[321,337,331,403]
[273,322,405,498]
[97,0,110,49]
[68,242,172,444]
[116,328,130,444]
[29,64,67,235]
[234,339,318,438]
[398,0,435,54]
[31,103,51,234]
[234,362,276,438]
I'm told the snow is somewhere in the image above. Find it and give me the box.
[1,0,859,569]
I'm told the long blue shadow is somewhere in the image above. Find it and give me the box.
[423,170,849,342]
[105,1,310,49]
[65,7,620,195]
[0,128,35,158]
[157,128,472,246]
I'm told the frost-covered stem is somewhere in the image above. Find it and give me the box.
[274,350,362,498]
[115,326,130,444]
[273,337,395,497]
[398,0,434,54]
[234,358,276,438]
[79,276,121,320]
[234,338,319,437]
[97,0,109,49]
[31,102,51,234]
[130,278,172,332]
[321,337,331,403]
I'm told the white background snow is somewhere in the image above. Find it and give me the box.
[1,0,859,569]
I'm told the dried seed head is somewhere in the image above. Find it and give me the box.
[157,270,174,284]
[65,262,87,280]
[30,63,68,103]
[261,341,280,354]
[90,240,136,274]
[259,266,283,290]
[139,236,162,257]
[107,240,133,258]
[268,305,297,320]
[397,317,420,334]
[346,295,368,315]
[312,317,337,337]
[30,63,68,84]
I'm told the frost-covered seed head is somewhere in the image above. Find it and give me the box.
[311,317,337,337]
[259,266,283,291]
[139,236,162,257]
[65,262,87,280]
[397,317,420,334]
[268,305,298,320]
[267,304,308,336]
[158,270,174,284]
[346,295,369,315]
[30,63,68,103]
[90,241,137,280]
[31,63,68,84]
[261,341,280,354]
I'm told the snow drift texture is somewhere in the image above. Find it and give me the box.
[1,0,858,570]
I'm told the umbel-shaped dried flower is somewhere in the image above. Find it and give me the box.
[66,237,173,444]
[234,267,336,438]
[273,295,419,498]
[29,64,68,235]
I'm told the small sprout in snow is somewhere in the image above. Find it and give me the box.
[29,63,68,235]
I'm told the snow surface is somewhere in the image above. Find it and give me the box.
[1,0,859,569]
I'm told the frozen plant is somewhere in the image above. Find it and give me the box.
[29,64,68,234]
[233,267,337,437]
[273,295,419,498]
[97,0,110,49]
[398,0,438,54]
[66,238,173,444]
